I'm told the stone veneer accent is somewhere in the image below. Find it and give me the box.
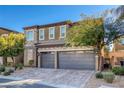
[24,47,36,67]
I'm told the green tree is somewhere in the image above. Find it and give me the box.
[66,15,104,53]
[0,33,25,66]
[65,14,122,70]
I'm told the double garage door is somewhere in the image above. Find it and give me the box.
[40,51,95,70]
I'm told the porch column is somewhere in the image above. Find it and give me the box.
[24,48,27,66]
[54,51,58,69]
[38,53,41,68]
[33,47,38,67]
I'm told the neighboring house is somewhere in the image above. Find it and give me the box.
[109,36,124,67]
[102,6,124,68]
[0,27,23,65]
[101,37,124,69]
[0,27,19,35]
[23,21,97,70]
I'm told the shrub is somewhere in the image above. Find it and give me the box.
[112,67,120,75]
[104,63,112,69]
[6,68,14,73]
[112,67,124,75]
[109,64,112,69]
[15,63,23,70]
[95,72,103,79]
[0,65,5,72]
[3,71,11,76]
[7,62,14,67]
[119,67,124,75]
[29,60,34,66]
[103,72,115,83]
[9,69,14,73]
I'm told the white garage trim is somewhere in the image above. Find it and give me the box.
[38,47,94,52]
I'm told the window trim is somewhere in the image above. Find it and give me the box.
[60,25,66,38]
[49,27,55,39]
[39,29,45,40]
[26,30,34,41]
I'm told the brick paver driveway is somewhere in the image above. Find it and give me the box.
[10,68,94,88]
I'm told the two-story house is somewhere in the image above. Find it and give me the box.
[0,27,18,35]
[102,6,124,68]
[23,21,97,70]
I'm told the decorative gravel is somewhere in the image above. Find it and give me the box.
[85,74,124,88]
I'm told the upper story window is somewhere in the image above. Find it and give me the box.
[60,25,66,38]
[49,27,55,39]
[26,30,34,41]
[39,29,45,40]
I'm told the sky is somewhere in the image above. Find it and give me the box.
[0,5,118,32]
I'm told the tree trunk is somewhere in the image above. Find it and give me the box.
[98,54,102,71]
[3,57,7,66]
[98,52,101,71]
[11,56,15,66]
[11,56,17,70]
[98,49,103,71]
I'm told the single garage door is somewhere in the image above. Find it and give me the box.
[58,51,95,70]
[40,52,54,68]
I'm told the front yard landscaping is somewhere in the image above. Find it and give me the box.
[85,73,124,88]
[0,65,14,76]
[0,63,23,76]
[85,67,124,88]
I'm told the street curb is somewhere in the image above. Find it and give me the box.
[0,75,23,80]
[36,81,76,88]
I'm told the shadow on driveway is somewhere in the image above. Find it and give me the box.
[0,78,55,88]
[0,78,17,83]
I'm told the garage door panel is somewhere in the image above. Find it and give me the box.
[59,52,95,70]
[59,63,95,70]
[40,53,54,68]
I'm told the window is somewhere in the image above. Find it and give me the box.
[60,25,66,38]
[121,38,124,45]
[26,31,34,41]
[39,29,45,40]
[49,27,55,39]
